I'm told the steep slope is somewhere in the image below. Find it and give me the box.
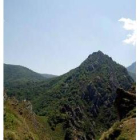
[100,85,136,140]
[4,94,51,140]
[4,64,55,86]
[100,117,136,140]
[5,51,134,139]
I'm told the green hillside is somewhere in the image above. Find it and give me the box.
[4,51,134,139]
[100,85,136,140]
[4,64,57,87]
[4,95,51,140]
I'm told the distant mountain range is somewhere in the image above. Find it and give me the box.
[127,62,136,74]
[4,51,134,139]
[127,62,136,82]
[41,73,57,79]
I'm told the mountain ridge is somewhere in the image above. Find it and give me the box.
[4,64,57,86]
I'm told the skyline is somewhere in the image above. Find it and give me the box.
[4,50,135,76]
[4,0,136,75]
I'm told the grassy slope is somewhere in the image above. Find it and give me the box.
[99,109,136,140]
[99,85,136,140]
[4,97,65,140]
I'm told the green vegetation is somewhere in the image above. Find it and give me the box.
[4,64,57,87]
[99,110,136,140]
[4,51,134,139]
[4,97,51,140]
[100,85,136,140]
[41,74,57,79]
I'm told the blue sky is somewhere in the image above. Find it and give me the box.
[4,0,136,75]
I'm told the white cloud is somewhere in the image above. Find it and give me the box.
[119,18,136,46]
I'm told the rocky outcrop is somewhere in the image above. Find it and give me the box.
[115,87,136,120]
[60,104,95,140]
[100,86,136,140]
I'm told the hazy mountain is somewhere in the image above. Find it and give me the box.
[41,73,57,79]
[127,62,136,74]
[127,62,136,81]
[4,51,134,139]
[128,71,136,82]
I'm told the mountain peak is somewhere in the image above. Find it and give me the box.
[91,50,104,56]
[86,51,104,60]
[97,50,104,54]
[81,51,113,68]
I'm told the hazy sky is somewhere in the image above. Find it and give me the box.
[4,0,136,75]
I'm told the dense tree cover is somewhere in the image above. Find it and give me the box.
[4,64,56,86]
[4,51,134,139]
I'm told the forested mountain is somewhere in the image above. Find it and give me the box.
[4,51,134,139]
[4,64,56,86]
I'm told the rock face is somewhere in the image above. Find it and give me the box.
[100,86,136,140]
[115,87,136,120]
